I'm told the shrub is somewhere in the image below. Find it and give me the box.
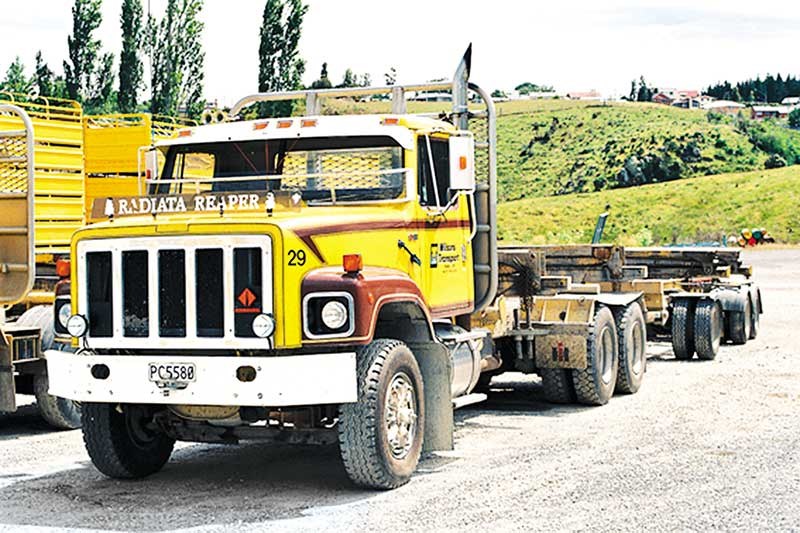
[765,154,787,169]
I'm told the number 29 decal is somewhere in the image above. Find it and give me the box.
[288,249,307,266]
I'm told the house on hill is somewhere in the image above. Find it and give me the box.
[782,96,800,107]
[702,100,745,115]
[751,105,790,120]
[566,90,602,101]
[652,93,674,105]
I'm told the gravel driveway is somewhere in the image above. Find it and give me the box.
[0,249,798,532]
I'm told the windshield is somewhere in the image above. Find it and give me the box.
[154,136,406,203]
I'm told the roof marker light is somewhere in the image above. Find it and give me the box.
[301,119,318,128]
[382,117,400,126]
[277,120,293,129]
[343,254,363,274]
[253,121,269,130]
[178,129,193,137]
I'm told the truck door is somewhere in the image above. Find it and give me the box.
[416,134,473,318]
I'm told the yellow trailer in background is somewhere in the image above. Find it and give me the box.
[0,93,191,428]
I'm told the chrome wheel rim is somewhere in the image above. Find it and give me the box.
[384,372,417,460]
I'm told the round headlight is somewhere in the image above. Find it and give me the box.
[57,303,71,328]
[66,314,88,338]
[251,313,275,339]
[321,301,348,330]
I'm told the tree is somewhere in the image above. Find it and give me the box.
[257,0,307,118]
[384,67,397,86]
[64,0,115,110]
[33,52,54,97]
[118,0,144,113]
[636,76,655,102]
[310,62,332,89]
[491,89,507,99]
[148,0,206,118]
[359,73,371,88]
[515,82,553,95]
[629,79,637,101]
[789,109,800,129]
[338,68,357,88]
[1,57,33,95]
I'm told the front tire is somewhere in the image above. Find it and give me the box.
[338,339,425,490]
[82,403,175,479]
[572,306,618,406]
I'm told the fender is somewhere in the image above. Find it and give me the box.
[301,267,435,345]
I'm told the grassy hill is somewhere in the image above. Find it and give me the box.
[497,166,800,246]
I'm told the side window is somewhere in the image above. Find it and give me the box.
[417,136,450,207]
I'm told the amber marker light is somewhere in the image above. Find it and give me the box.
[459,156,468,170]
[277,120,293,129]
[178,129,192,137]
[56,259,71,279]
[343,254,363,274]
[253,121,269,130]
[301,119,318,128]
[382,117,400,126]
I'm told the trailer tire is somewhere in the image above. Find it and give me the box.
[726,294,751,345]
[694,299,723,361]
[16,305,82,429]
[338,339,424,490]
[540,368,576,404]
[34,373,81,430]
[671,299,695,360]
[82,403,174,479]
[572,306,618,406]
[614,303,647,394]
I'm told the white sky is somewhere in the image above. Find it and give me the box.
[1,0,798,105]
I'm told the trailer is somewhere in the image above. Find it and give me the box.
[0,94,189,428]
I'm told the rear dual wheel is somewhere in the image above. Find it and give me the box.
[614,303,647,394]
[572,307,618,406]
[671,298,722,361]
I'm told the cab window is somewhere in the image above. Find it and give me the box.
[417,136,450,207]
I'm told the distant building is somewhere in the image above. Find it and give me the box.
[672,98,702,109]
[751,105,790,120]
[702,100,746,115]
[781,96,800,107]
[566,90,602,101]
[409,92,451,102]
[652,93,674,105]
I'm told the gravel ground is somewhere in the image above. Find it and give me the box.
[0,249,798,532]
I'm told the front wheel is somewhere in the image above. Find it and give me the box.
[82,403,175,479]
[338,339,425,490]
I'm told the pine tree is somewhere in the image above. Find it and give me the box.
[338,68,357,88]
[64,0,102,101]
[257,0,308,118]
[148,0,205,118]
[118,0,144,113]
[1,57,33,95]
[33,52,54,97]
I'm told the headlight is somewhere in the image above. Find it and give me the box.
[321,301,348,330]
[66,315,88,338]
[251,314,275,339]
[57,302,71,328]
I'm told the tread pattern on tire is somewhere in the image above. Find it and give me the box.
[338,339,423,490]
[540,368,576,404]
[614,303,646,394]
[82,403,175,479]
[694,299,722,361]
[748,290,760,340]
[572,306,618,406]
[671,299,695,360]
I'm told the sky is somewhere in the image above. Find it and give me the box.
[1,0,798,106]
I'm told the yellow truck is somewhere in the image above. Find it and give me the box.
[0,94,189,428]
[45,49,650,489]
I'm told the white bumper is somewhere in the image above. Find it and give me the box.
[45,351,357,407]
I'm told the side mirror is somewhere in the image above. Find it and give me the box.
[449,135,475,192]
[145,149,159,181]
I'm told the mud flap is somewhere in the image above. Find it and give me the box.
[410,342,453,453]
[535,334,588,370]
[0,330,16,413]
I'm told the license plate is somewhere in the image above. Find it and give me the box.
[148,363,196,383]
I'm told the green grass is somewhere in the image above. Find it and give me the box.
[497,166,800,245]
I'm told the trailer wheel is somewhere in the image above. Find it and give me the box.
[614,303,647,394]
[572,306,618,406]
[726,294,751,345]
[671,299,695,360]
[540,368,576,404]
[82,403,175,479]
[34,373,81,430]
[338,339,424,490]
[16,305,82,429]
[694,299,723,361]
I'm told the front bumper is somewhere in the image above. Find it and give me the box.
[45,351,357,407]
